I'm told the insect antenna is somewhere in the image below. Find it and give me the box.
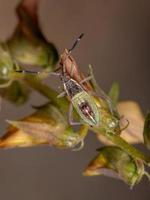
[68,33,84,53]
[15,69,40,74]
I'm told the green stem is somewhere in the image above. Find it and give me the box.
[94,128,150,166]
[25,75,69,114]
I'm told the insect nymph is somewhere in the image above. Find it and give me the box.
[59,60,100,127]
[16,34,100,127]
[56,34,100,127]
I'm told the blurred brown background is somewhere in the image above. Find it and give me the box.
[0,0,150,199]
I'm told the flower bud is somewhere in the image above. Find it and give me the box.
[7,30,58,70]
[84,146,145,187]
[1,80,30,105]
[0,103,88,149]
[0,44,14,87]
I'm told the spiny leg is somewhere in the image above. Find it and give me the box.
[68,103,82,125]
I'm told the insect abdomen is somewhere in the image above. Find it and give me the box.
[72,91,100,126]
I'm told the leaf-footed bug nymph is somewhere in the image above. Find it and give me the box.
[56,34,100,126]
[15,34,101,127]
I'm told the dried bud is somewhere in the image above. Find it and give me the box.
[0,104,87,149]
[84,146,146,187]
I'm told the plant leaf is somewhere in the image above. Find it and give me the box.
[108,81,120,105]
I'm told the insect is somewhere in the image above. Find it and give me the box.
[15,34,100,126]
[15,34,128,132]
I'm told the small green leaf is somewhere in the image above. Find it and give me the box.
[108,82,120,105]
[143,112,150,150]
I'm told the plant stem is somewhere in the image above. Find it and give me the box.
[25,76,69,114]
[94,128,150,165]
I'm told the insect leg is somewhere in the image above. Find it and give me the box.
[57,91,66,98]
[15,69,40,74]
[79,75,92,84]
[88,89,118,117]
[70,61,76,77]
[87,64,119,117]
[0,79,13,88]
[16,69,60,75]
[68,103,82,125]
[72,140,84,151]
[119,116,130,132]
[62,57,75,77]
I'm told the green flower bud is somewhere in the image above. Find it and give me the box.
[1,80,30,105]
[1,103,88,149]
[84,146,146,187]
[0,44,14,87]
[7,29,58,70]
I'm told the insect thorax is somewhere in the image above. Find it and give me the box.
[63,78,83,98]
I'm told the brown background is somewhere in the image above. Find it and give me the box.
[0,0,150,200]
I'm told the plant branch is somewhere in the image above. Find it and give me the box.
[24,76,69,114]
[94,128,150,166]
